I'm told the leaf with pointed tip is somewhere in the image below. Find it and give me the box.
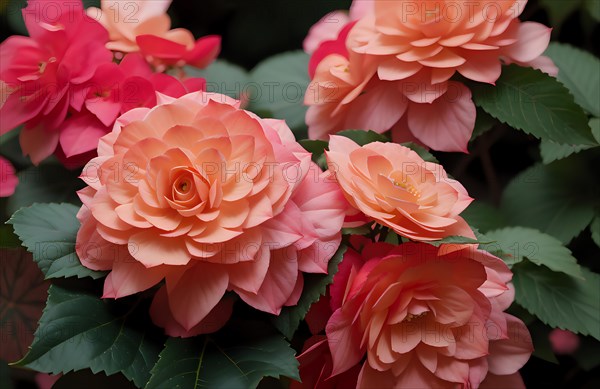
[484,227,582,278]
[544,43,600,117]
[513,261,600,341]
[14,285,163,388]
[472,65,595,145]
[540,118,600,164]
[8,203,106,280]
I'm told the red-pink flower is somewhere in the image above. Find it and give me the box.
[0,0,113,164]
[326,136,474,241]
[59,53,205,161]
[0,157,18,197]
[305,0,557,152]
[75,90,347,337]
[320,242,533,388]
[88,0,221,69]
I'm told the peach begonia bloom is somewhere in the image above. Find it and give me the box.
[325,242,533,389]
[305,0,557,152]
[75,90,347,337]
[326,135,474,241]
[88,0,220,69]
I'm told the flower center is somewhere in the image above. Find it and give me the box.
[394,180,421,198]
[38,57,57,74]
[403,312,427,322]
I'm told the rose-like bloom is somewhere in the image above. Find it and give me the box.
[323,242,533,388]
[326,135,473,241]
[75,90,347,336]
[0,157,18,197]
[305,0,557,152]
[0,0,112,164]
[88,0,221,69]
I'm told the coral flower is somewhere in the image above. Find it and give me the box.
[323,242,533,388]
[88,0,221,69]
[326,136,473,241]
[305,0,556,152]
[75,90,347,336]
[0,0,112,164]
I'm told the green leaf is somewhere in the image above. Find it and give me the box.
[249,51,310,136]
[512,261,600,340]
[400,142,439,163]
[501,159,599,244]
[337,130,390,146]
[540,118,600,164]
[544,43,600,117]
[8,203,106,280]
[591,215,600,248]
[6,164,83,216]
[145,335,299,389]
[342,224,373,236]
[273,245,346,339]
[299,139,328,163]
[185,60,249,100]
[461,202,506,233]
[470,109,497,141]
[472,65,595,145]
[484,227,582,278]
[426,236,485,247]
[14,285,162,388]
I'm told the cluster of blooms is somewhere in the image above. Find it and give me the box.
[1,1,539,388]
[0,0,220,166]
[285,136,533,389]
[303,0,557,152]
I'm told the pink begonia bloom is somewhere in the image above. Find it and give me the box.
[326,136,474,241]
[303,0,374,55]
[58,53,205,162]
[75,91,347,337]
[305,0,557,152]
[0,157,18,197]
[88,0,221,69]
[322,242,533,389]
[0,0,113,164]
[549,329,580,355]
